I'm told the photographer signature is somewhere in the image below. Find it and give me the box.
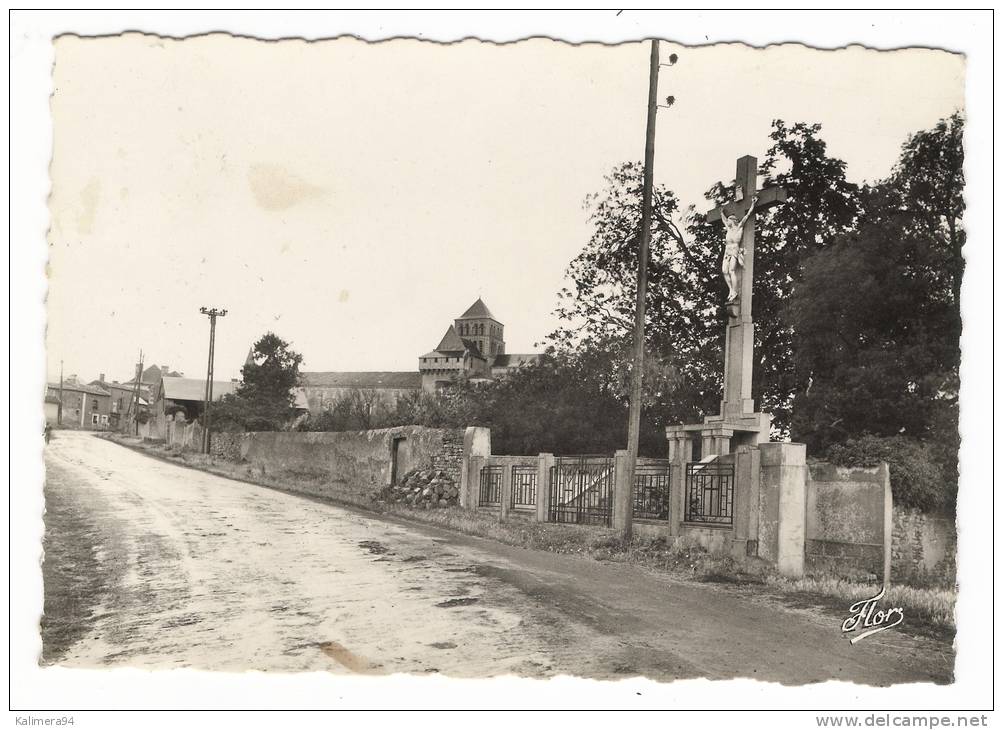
[841,587,904,644]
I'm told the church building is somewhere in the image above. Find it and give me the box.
[418,298,541,392]
[297,298,542,413]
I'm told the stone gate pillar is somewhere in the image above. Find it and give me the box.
[758,442,808,577]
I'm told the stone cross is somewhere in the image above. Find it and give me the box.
[705,155,787,421]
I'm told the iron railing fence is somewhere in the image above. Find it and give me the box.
[511,465,538,510]
[684,462,735,525]
[633,459,672,521]
[478,465,503,507]
[548,455,614,526]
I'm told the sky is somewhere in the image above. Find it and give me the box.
[46,34,965,384]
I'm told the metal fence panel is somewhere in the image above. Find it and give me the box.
[547,455,614,526]
[684,462,735,525]
[478,465,503,507]
[511,465,537,509]
[633,459,672,521]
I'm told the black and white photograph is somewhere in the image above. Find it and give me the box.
[9,9,995,721]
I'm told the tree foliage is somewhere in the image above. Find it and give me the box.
[213,332,303,432]
[548,120,861,435]
[789,114,963,510]
[823,435,953,513]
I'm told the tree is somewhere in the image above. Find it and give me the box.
[213,332,303,431]
[789,114,963,509]
[883,112,965,318]
[549,120,861,436]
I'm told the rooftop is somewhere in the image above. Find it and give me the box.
[457,297,496,321]
[160,376,238,402]
[300,372,422,389]
[434,325,466,353]
[48,382,111,397]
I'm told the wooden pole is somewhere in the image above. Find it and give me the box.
[202,313,213,453]
[130,350,143,435]
[199,307,226,453]
[621,39,660,540]
[206,315,216,453]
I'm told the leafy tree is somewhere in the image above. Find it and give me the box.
[788,215,958,448]
[549,120,861,436]
[789,114,963,509]
[882,112,965,317]
[213,332,303,431]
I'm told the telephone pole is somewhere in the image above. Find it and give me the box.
[622,39,661,540]
[199,307,227,454]
[129,350,144,435]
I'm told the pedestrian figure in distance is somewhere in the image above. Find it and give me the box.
[721,195,757,302]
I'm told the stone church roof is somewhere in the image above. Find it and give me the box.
[434,325,466,353]
[457,297,495,320]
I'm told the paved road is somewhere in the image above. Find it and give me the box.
[42,431,951,683]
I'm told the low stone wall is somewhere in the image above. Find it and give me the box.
[224,426,466,504]
[430,430,464,485]
[805,461,888,578]
[210,432,245,462]
[891,507,957,587]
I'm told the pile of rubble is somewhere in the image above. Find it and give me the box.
[380,468,460,509]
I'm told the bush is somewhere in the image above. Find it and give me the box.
[823,434,954,513]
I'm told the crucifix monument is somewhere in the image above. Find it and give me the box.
[666,155,787,459]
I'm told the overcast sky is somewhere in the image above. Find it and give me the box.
[46,35,964,383]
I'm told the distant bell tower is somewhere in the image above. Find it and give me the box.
[454,297,504,361]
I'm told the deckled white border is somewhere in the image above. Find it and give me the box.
[9,9,995,721]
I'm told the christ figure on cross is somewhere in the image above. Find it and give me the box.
[721,196,757,302]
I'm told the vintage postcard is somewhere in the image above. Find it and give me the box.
[10,9,993,720]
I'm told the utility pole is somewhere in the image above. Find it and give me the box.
[57,360,63,426]
[622,39,662,541]
[199,307,227,454]
[129,350,143,435]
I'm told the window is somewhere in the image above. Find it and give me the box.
[91,414,99,425]
[100,415,109,425]
[91,398,98,410]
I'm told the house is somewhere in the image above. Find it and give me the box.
[152,375,238,429]
[45,377,112,429]
[43,395,61,424]
[124,363,183,389]
[88,374,149,428]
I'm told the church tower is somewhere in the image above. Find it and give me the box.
[454,297,505,361]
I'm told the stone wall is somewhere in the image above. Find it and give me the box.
[210,431,245,462]
[430,429,465,485]
[220,426,466,504]
[891,507,957,587]
[805,461,888,578]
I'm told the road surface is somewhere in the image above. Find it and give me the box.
[41,431,952,683]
